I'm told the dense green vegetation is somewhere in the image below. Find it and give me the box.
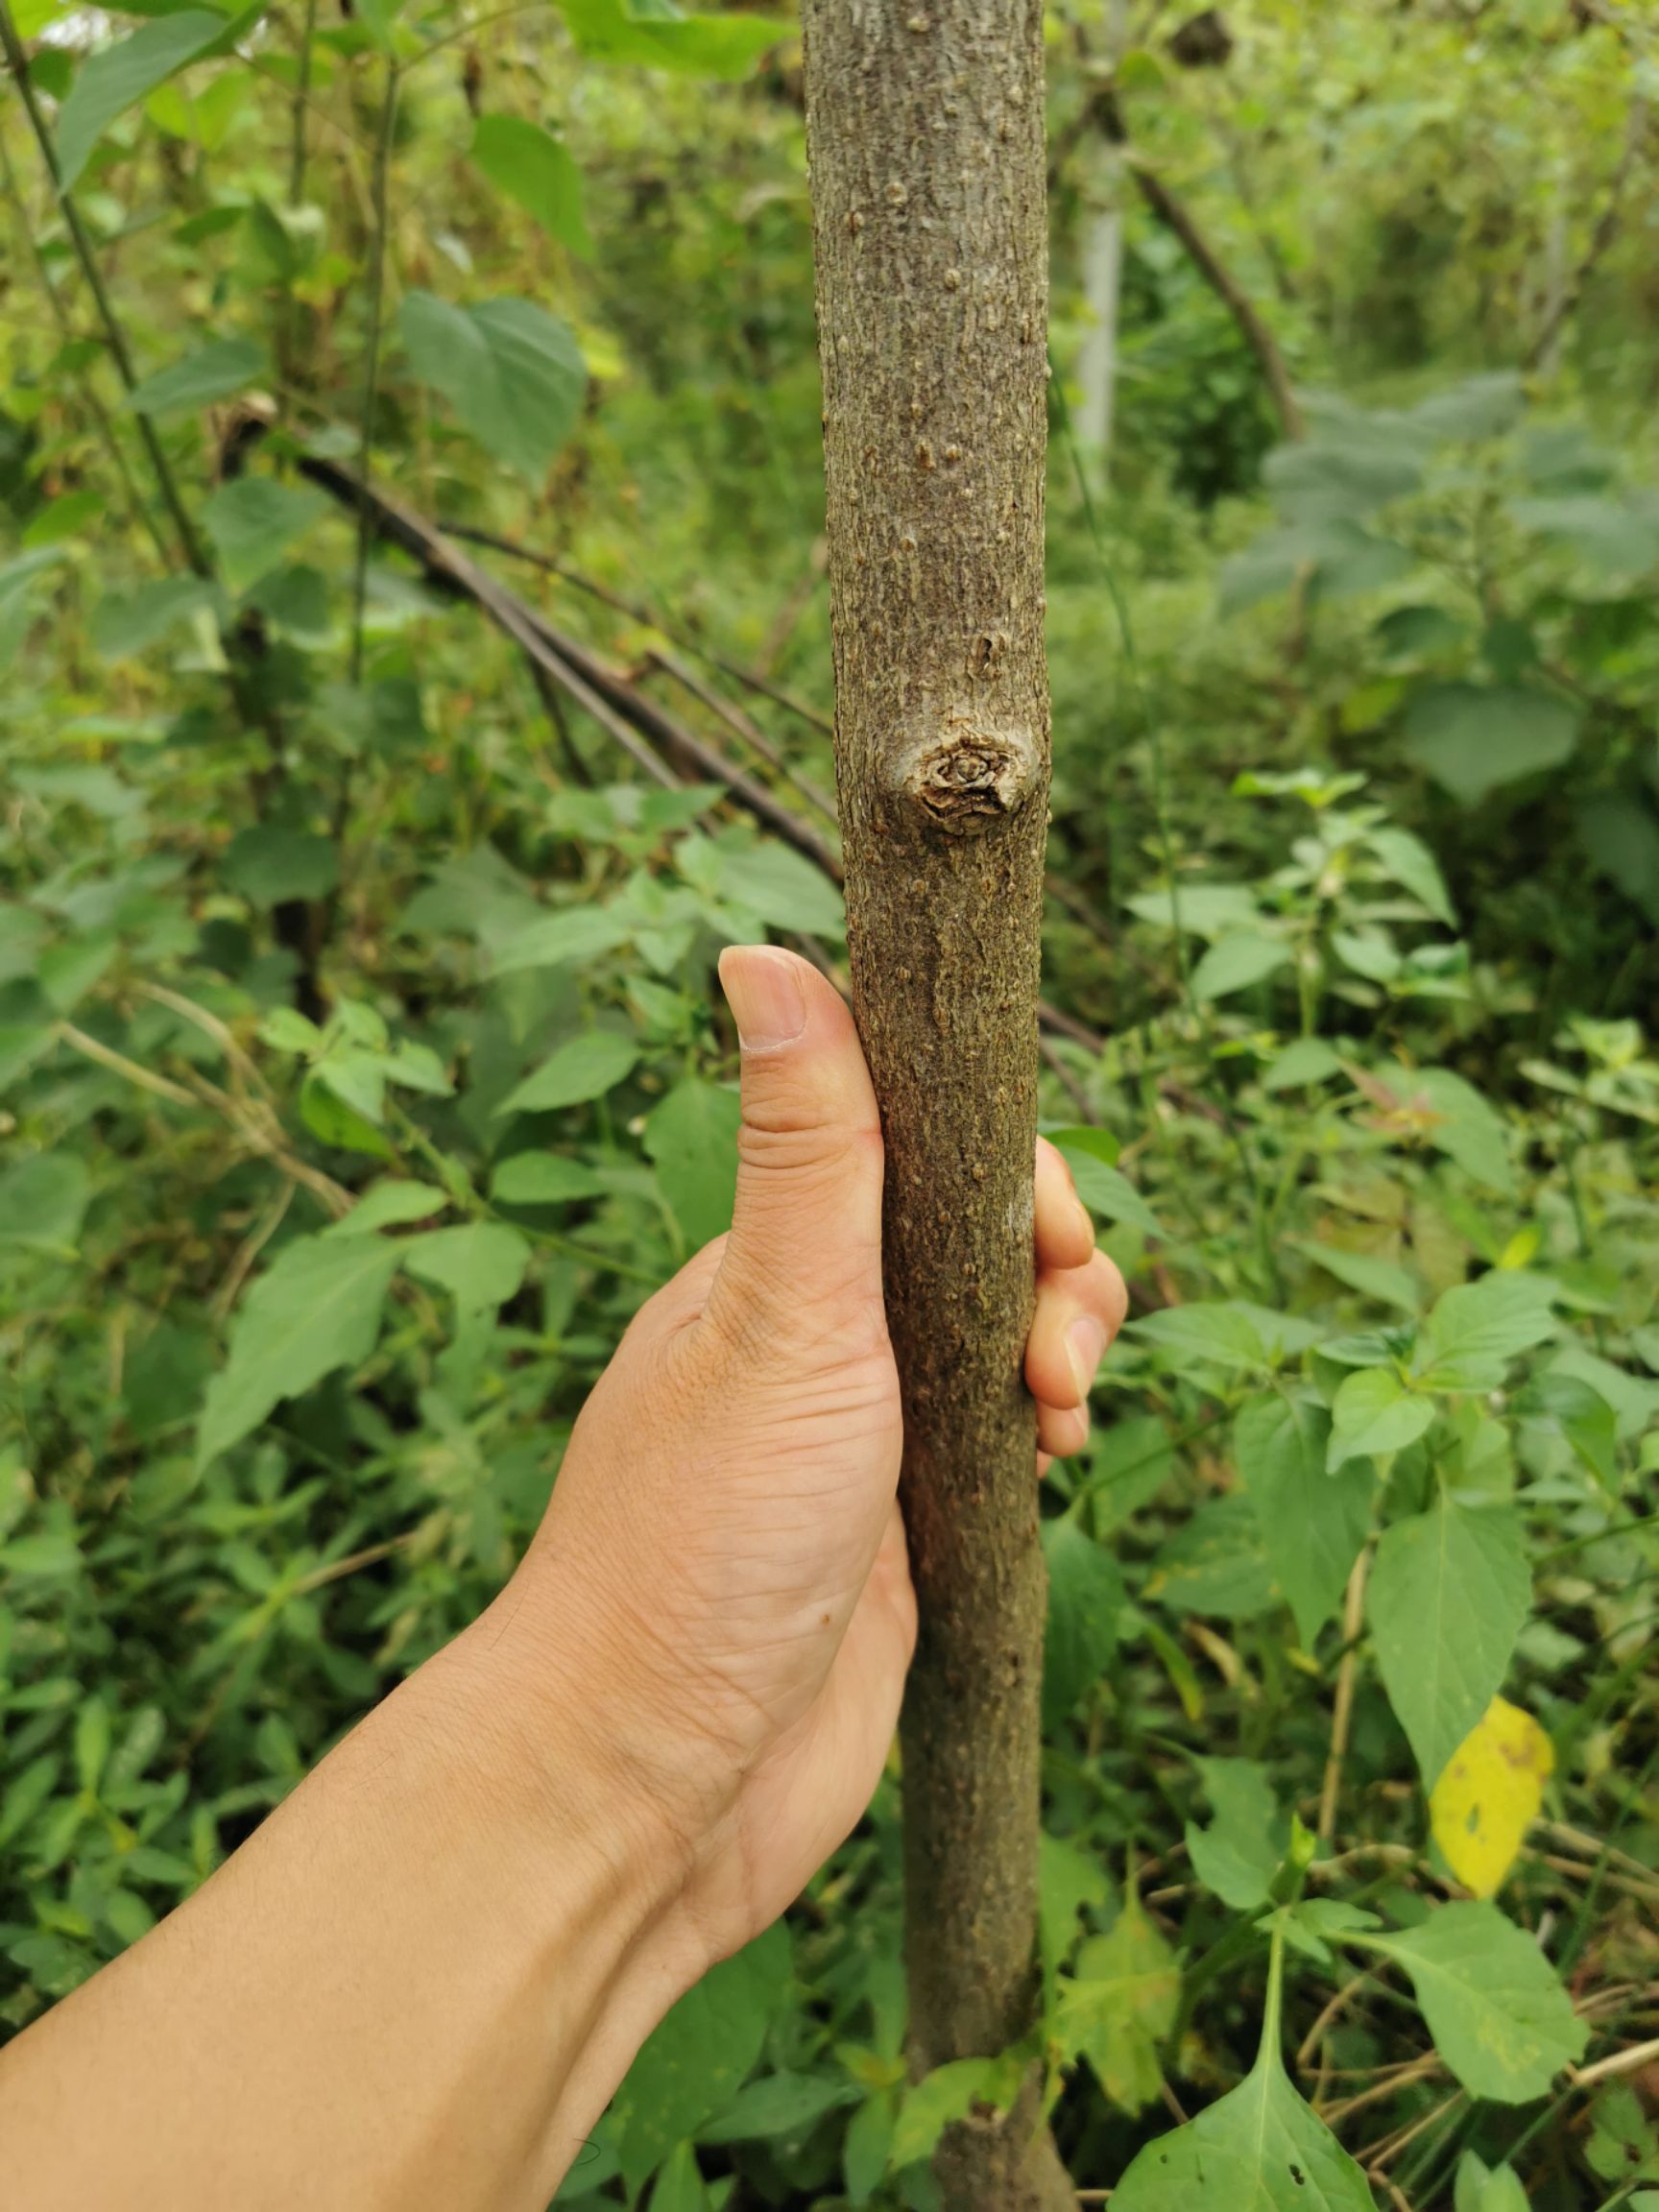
[3,1,1657,2205]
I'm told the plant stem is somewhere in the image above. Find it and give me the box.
[349,53,399,685]
[0,0,210,577]
[1318,1540,1373,1841]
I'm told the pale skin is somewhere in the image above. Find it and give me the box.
[0,947,1126,2212]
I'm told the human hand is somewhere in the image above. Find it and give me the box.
[493,948,1126,1977]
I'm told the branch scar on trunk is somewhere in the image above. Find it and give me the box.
[894,718,1042,834]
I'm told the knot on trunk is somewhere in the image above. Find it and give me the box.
[894,724,1040,836]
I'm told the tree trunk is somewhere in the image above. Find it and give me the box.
[801,5,1067,2206]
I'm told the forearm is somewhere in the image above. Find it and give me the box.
[0,1597,694,2212]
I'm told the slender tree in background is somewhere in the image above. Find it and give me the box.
[802,4,1068,2204]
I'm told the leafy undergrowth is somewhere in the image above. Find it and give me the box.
[4,1,1659,2207]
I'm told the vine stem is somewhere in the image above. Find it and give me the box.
[349,53,399,684]
[1318,1539,1374,1841]
[0,0,209,576]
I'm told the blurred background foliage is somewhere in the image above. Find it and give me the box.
[2,0,1657,2206]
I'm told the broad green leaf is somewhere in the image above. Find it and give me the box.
[1044,1123,1119,1166]
[1039,1832,1109,1976]
[890,2056,1021,2172]
[844,2090,898,2206]
[485,905,631,976]
[470,115,592,257]
[697,2071,853,2144]
[124,337,264,417]
[494,1031,639,1118]
[1125,882,1260,938]
[1404,684,1581,805]
[1416,1271,1555,1390]
[1349,1902,1585,2102]
[649,2141,709,2212]
[491,1154,605,1207]
[402,1223,530,1318]
[612,1922,790,2198]
[91,575,217,660]
[1185,1756,1285,1911]
[222,826,339,906]
[556,0,784,79]
[1111,1953,1372,2210]
[1219,515,1411,614]
[1455,2152,1530,2212]
[399,292,587,481]
[1327,1367,1432,1468]
[1146,1494,1276,1621]
[1190,931,1292,1001]
[1409,1067,1515,1195]
[56,12,228,188]
[1365,825,1456,924]
[196,1234,399,1467]
[0,1154,91,1256]
[1291,1238,1419,1314]
[1236,1396,1372,1647]
[1057,1144,1160,1236]
[1085,1414,1174,1530]
[699,836,846,936]
[1042,1517,1126,1728]
[324,1181,449,1237]
[644,1079,741,1251]
[1430,1696,1553,1900]
[1059,1887,1179,2112]
[1367,1490,1529,1787]
[1262,1037,1342,1092]
[1129,1303,1269,1375]
[200,477,327,592]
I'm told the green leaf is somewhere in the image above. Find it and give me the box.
[1058,1887,1179,2112]
[1404,684,1581,805]
[644,1079,741,1250]
[1363,826,1455,924]
[470,115,592,257]
[1350,1902,1586,2102]
[196,1234,400,1467]
[1184,1757,1285,1911]
[891,2056,1020,2172]
[697,2071,853,2144]
[1416,1272,1556,1390]
[324,1181,449,1237]
[494,1031,639,1118]
[485,905,632,976]
[1455,2151,1531,2212]
[56,12,228,188]
[1219,517,1411,615]
[1056,1143,1160,1236]
[490,1154,606,1207]
[200,477,327,592]
[398,292,587,482]
[1236,1396,1372,1646]
[1262,1037,1342,1092]
[1043,1517,1126,1728]
[124,336,264,417]
[1111,1961,1372,2210]
[1125,882,1261,938]
[844,2090,898,2206]
[1367,1491,1530,1787]
[1291,1238,1420,1314]
[1039,1832,1109,1977]
[1045,1123,1119,1167]
[649,2141,709,2212]
[402,1223,530,1319]
[1147,1494,1276,1621]
[1190,931,1293,1001]
[222,826,339,906]
[1408,1067,1515,1195]
[612,1922,789,2199]
[0,1154,91,1256]
[1327,1368,1433,1469]
[700,836,847,936]
[1129,1303,1269,1376]
[556,0,783,79]
[91,574,217,660]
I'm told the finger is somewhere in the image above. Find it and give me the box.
[707,948,884,1333]
[1035,1137,1094,1273]
[1024,1250,1129,1410]
[1037,1400,1090,1458]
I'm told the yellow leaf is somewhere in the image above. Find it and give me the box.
[1430,1696,1553,1899]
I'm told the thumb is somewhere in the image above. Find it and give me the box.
[709,946,884,1328]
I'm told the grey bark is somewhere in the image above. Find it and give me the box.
[801,3,1066,2205]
